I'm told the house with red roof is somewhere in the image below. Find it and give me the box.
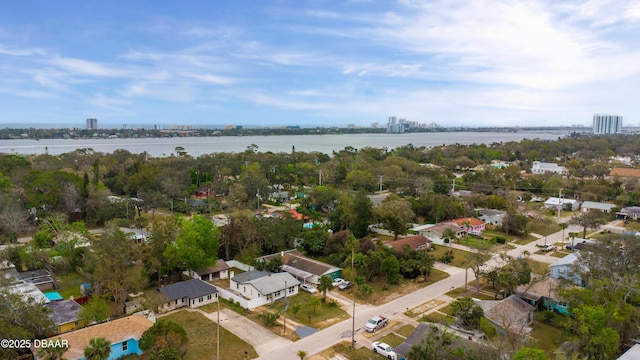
[383,235,432,253]
[444,217,485,235]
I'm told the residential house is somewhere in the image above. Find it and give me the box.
[531,161,567,175]
[581,201,616,214]
[478,209,507,226]
[416,223,466,245]
[609,167,640,179]
[1,267,50,304]
[119,227,146,245]
[230,270,300,304]
[444,217,485,235]
[35,315,153,360]
[270,191,291,203]
[515,277,571,316]
[617,206,640,220]
[196,259,230,281]
[544,197,581,211]
[395,323,485,359]
[550,253,583,286]
[618,344,640,360]
[18,269,55,291]
[259,249,341,284]
[368,192,390,206]
[194,187,213,197]
[158,279,218,312]
[383,235,432,253]
[477,295,535,336]
[46,299,84,333]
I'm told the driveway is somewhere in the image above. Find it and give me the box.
[201,308,292,356]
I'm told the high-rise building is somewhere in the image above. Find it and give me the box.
[593,114,623,134]
[86,118,97,130]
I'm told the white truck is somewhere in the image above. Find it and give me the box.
[364,315,389,332]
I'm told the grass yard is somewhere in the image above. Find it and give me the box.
[312,341,382,360]
[531,311,573,357]
[420,311,451,324]
[526,259,550,275]
[348,268,449,305]
[163,310,257,360]
[56,271,88,300]
[267,291,349,329]
[378,333,405,348]
[513,234,541,245]
[394,325,416,338]
[530,221,562,236]
[430,246,490,268]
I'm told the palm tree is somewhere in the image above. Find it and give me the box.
[297,350,308,360]
[462,220,471,245]
[441,228,457,249]
[84,337,111,360]
[559,222,568,245]
[38,345,68,360]
[318,275,333,301]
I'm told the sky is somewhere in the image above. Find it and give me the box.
[1,0,639,128]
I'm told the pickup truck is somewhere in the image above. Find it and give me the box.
[364,316,389,332]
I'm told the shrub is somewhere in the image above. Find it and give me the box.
[493,236,507,244]
[259,311,280,327]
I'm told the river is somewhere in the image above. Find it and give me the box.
[0,131,570,157]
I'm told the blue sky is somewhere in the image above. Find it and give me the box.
[1,0,639,128]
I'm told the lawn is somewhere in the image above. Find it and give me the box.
[526,259,550,275]
[267,291,349,329]
[513,235,541,245]
[56,271,88,300]
[430,245,490,268]
[347,268,449,305]
[394,325,416,338]
[530,311,574,357]
[420,311,451,324]
[378,333,405,347]
[312,341,383,360]
[529,222,562,236]
[163,310,257,360]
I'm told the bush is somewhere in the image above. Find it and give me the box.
[259,311,280,327]
[493,236,507,244]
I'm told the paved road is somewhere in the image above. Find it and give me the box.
[256,224,591,360]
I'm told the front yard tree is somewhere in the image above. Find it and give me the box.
[374,195,415,239]
[450,297,484,329]
[346,190,373,238]
[139,319,188,358]
[165,215,220,277]
[318,275,333,300]
[569,210,609,239]
[463,246,490,295]
[381,254,401,284]
[84,337,111,360]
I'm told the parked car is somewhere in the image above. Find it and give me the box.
[372,341,397,359]
[300,283,318,294]
[541,244,554,252]
[332,277,345,287]
[338,281,352,290]
[364,316,389,332]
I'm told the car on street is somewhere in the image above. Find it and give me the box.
[332,277,345,287]
[338,280,352,290]
[300,283,318,294]
[372,341,397,359]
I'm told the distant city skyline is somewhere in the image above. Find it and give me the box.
[1,1,639,128]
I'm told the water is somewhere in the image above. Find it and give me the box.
[0,131,570,157]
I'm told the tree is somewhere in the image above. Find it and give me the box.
[450,297,484,329]
[318,275,334,301]
[140,319,188,358]
[374,195,415,239]
[165,215,220,277]
[78,296,110,324]
[297,350,308,360]
[463,246,490,295]
[0,282,56,359]
[569,211,609,239]
[37,345,68,360]
[84,337,111,360]
[346,190,373,238]
[559,222,569,245]
[441,228,457,249]
[381,254,401,284]
[513,347,548,360]
[308,296,321,314]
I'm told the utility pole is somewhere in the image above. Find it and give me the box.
[452,178,456,193]
[318,170,322,186]
[378,175,383,192]
[351,246,356,349]
[558,188,563,222]
[217,295,220,360]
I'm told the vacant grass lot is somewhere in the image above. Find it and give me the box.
[163,310,257,360]
[268,291,349,329]
[312,341,384,360]
[526,259,550,275]
[530,311,574,357]
[430,246,491,268]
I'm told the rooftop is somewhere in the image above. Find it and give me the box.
[159,279,217,301]
[46,299,82,325]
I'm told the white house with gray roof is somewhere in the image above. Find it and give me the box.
[158,279,218,312]
[581,201,616,213]
[230,270,300,305]
[531,161,567,175]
